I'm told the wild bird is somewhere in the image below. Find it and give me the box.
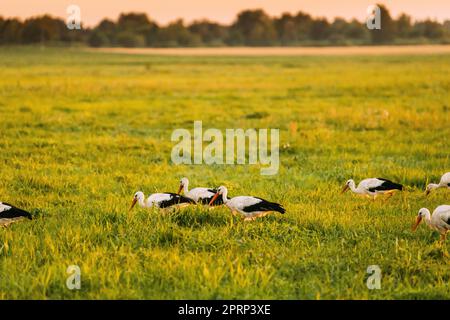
[177,177,224,206]
[341,178,403,200]
[129,191,195,211]
[412,205,450,244]
[425,172,450,196]
[209,186,285,221]
[0,202,33,227]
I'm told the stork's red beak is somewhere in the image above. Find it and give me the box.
[341,185,349,194]
[412,216,422,232]
[129,198,137,211]
[177,184,183,195]
[209,193,219,206]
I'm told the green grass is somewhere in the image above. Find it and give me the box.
[0,46,449,299]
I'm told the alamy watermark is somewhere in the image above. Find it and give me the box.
[366,5,381,30]
[171,121,279,175]
[66,4,81,30]
[66,265,81,290]
[366,265,381,290]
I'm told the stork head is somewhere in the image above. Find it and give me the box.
[209,186,227,205]
[412,208,428,231]
[217,186,227,195]
[425,183,437,196]
[341,179,354,194]
[130,191,144,211]
[178,177,188,194]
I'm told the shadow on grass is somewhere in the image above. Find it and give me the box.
[168,207,230,228]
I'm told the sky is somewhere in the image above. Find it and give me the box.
[1,0,449,27]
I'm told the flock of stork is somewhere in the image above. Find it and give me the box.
[1,172,449,245]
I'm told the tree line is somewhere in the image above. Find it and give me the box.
[1,5,449,47]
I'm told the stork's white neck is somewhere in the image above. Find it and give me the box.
[183,182,189,194]
[423,211,432,227]
[138,196,147,208]
[221,190,229,204]
[428,183,439,190]
[348,180,362,194]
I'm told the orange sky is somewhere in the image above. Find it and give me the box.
[1,0,449,26]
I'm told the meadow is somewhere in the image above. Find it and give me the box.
[0,46,449,299]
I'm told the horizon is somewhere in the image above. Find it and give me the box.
[0,0,449,27]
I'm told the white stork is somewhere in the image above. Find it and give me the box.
[412,205,450,244]
[177,177,224,206]
[0,202,33,227]
[129,191,195,211]
[341,178,403,200]
[425,172,450,195]
[208,186,285,221]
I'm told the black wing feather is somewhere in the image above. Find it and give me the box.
[158,193,195,208]
[198,196,224,205]
[242,198,285,214]
[198,189,225,206]
[1,203,32,220]
[445,217,450,225]
[368,178,403,192]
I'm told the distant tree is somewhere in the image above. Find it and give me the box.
[225,27,244,45]
[310,18,330,40]
[232,9,277,46]
[410,20,444,40]
[421,20,445,39]
[0,17,4,43]
[117,13,151,31]
[94,19,117,45]
[326,18,368,44]
[294,11,313,41]
[345,19,368,40]
[444,20,450,31]
[0,18,23,44]
[60,25,86,44]
[116,32,146,47]
[328,18,348,43]
[444,20,450,41]
[188,20,228,46]
[370,4,397,43]
[117,13,158,46]
[274,13,297,45]
[88,30,110,47]
[21,15,66,44]
[157,19,201,47]
[396,14,413,38]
